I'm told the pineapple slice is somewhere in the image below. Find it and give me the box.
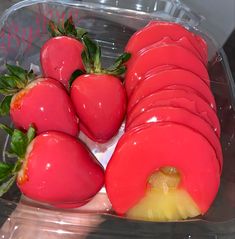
[126,167,200,221]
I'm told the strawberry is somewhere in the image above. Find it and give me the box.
[0,125,104,208]
[0,64,79,136]
[70,36,129,142]
[40,16,86,89]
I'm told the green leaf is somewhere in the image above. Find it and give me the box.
[0,175,16,197]
[0,124,14,136]
[0,64,35,95]
[4,151,17,159]
[27,70,36,82]
[82,35,98,64]
[64,16,73,30]
[76,28,87,39]
[81,50,91,73]
[6,64,28,83]
[26,125,36,144]
[48,20,60,37]
[107,65,127,76]
[57,24,65,35]
[119,52,131,63]
[68,69,84,89]
[64,16,76,36]
[10,129,28,158]
[0,162,14,182]
[0,125,36,159]
[107,52,131,72]
[48,16,87,40]
[0,75,19,93]
[0,95,12,116]
[94,44,102,72]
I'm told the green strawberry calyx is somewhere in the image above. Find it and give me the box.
[0,124,36,197]
[81,35,131,76]
[69,36,131,87]
[0,64,35,116]
[48,16,87,41]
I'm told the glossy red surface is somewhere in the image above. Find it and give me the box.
[128,36,204,68]
[19,131,104,207]
[126,106,222,171]
[125,21,207,68]
[127,69,216,112]
[126,89,220,136]
[125,44,210,97]
[10,78,79,136]
[71,74,126,142]
[40,36,84,88]
[106,123,220,214]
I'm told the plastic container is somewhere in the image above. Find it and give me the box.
[0,0,235,238]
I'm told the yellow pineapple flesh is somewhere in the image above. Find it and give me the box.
[126,167,200,221]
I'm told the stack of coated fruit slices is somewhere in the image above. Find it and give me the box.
[0,17,222,222]
[105,21,222,221]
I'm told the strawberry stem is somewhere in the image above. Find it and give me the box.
[0,124,36,196]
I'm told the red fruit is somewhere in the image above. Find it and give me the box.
[106,123,220,215]
[70,35,129,142]
[127,69,216,113]
[40,36,84,88]
[12,78,78,136]
[126,106,222,171]
[40,17,86,89]
[143,65,177,79]
[0,126,104,208]
[125,21,207,67]
[131,36,204,67]
[0,65,79,136]
[71,74,126,142]
[125,44,210,97]
[126,89,220,137]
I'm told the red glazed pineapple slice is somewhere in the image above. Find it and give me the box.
[126,106,222,171]
[125,21,207,68]
[131,36,203,63]
[105,123,220,220]
[127,69,216,113]
[126,89,220,137]
[125,44,210,97]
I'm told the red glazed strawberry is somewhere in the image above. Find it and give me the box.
[0,125,104,208]
[0,64,79,136]
[40,16,86,89]
[70,36,129,142]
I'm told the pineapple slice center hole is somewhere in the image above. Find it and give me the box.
[148,166,181,192]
